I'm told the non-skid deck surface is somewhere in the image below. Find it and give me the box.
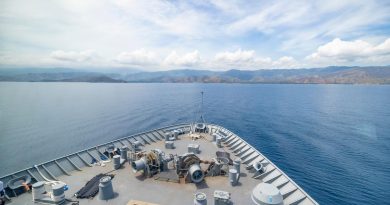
[7,133,261,205]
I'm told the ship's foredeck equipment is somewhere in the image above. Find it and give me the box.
[252,182,284,205]
[194,192,207,205]
[98,176,114,200]
[131,149,173,177]
[165,141,175,149]
[32,181,66,205]
[0,123,319,205]
[175,153,205,183]
[214,190,231,205]
[6,175,31,197]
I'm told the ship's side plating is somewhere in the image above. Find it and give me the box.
[0,124,191,192]
[209,124,318,205]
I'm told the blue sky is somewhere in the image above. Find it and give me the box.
[0,0,389,70]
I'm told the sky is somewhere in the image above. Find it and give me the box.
[0,0,390,71]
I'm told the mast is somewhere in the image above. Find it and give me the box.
[200,91,205,123]
[192,91,206,133]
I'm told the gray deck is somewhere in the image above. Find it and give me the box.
[1,124,318,205]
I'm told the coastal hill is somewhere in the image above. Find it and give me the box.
[0,66,389,84]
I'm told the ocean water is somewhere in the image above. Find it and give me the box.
[0,82,389,204]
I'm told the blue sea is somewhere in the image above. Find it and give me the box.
[0,82,389,204]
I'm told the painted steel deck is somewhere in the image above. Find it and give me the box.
[0,124,318,205]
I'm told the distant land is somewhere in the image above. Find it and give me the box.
[0,66,389,84]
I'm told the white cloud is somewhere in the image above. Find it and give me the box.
[306,38,390,65]
[163,50,201,67]
[225,0,390,56]
[113,1,217,39]
[374,38,390,54]
[208,0,244,16]
[272,56,299,68]
[215,49,256,64]
[227,1,311,35]
[50,50,97,62]
[212,49,297,69]
[116,49,157,66]
[1,0,389,69]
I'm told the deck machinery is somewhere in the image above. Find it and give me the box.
[131,150,211,184]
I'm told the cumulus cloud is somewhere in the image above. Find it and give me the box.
[163,50,201,67]
[116,49,157,65]
[272,56,299,68]
[306,38,390,64]
[213,49,297,69]
[215,49,256,64]
[50,50,97,62]
[1,0,390,69]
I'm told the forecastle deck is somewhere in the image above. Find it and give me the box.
[0,124,318,205]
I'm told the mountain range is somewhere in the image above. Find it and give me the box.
[0,66,389,84]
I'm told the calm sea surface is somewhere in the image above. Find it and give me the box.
[0,82,389,204]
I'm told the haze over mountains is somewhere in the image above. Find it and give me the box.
[0,66,389,84]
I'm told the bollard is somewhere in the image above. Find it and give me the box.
[194,192,207,205]
[51,183,65,203]
[99,176,114,200]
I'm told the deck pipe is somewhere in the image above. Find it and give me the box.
[216,136,222,148]
[212,134,217,142]
[233,158,241,174]
[229,169,239,186]
[120,146,128,161]
[173,130,180,139]
[113,155,121,170]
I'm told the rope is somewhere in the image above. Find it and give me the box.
[74,173,115,199]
